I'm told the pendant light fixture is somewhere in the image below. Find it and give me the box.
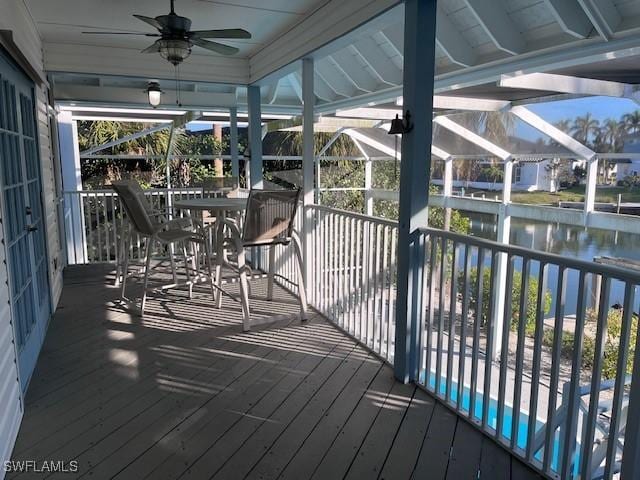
[146,81,163,107]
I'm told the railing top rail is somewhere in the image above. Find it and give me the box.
[308,204,398,228]
[63,187,204,195]
[415,226,640,283]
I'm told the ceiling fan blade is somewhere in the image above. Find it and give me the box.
[188,28,251,39]
[141,41,162,54]
[133,14,165,31]
[191,38,239,55]
[82,31,160,36]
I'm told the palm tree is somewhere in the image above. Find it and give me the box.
[602,118,624,153]
[570,113,599,145]
[622,110,640,134]
[554,119,571,133]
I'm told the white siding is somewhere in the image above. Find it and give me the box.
[0,1,64,476]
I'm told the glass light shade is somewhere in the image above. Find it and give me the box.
[158,39,192,66]
[146,83,163,107]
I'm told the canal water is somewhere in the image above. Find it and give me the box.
[463,212,640,316]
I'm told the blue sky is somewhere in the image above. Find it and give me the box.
[528,96,638,125]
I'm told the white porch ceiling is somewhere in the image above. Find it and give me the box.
[30,0,640,113]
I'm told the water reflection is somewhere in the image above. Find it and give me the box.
[463,212,640,315]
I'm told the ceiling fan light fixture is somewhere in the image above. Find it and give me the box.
[158,39,192,65]
[146,81,163,107]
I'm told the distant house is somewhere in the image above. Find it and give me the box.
[617,134,640,181]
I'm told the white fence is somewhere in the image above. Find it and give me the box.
[411,226,640,479]
[62,191,640,478]
[62,188,203,265]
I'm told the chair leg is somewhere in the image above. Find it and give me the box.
[237,249,251,331]
[202,239,216,302]
[214,223,225,308]
[121,236,130,299]
[140,238,154,317]
[292,233,309,321]
[267,245,276,301]
[182,242,193,299]
[169,244,178,286]
[114,228,125,287]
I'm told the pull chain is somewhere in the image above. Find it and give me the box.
[174,64,182,107]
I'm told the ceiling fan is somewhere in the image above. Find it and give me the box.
[82,0,251,65]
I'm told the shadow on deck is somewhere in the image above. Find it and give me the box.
[9,265,542,479]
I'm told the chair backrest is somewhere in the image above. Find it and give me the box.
[112,180,157,236]
[200,176,239,197]
[242,189,301,245]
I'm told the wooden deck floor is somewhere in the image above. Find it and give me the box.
[9,265,542,480]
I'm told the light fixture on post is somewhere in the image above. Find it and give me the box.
[387,110,413,179]
[146,81,163,108]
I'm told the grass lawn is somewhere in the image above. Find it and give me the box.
[461,185,640,205]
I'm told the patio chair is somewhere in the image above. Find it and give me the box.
[113,180,191,287]
[112,180,216,317]
[213,188,307,331]
[531,376,631,479]
[199,176,240,198]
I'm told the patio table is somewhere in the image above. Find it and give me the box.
[174,197,248,279]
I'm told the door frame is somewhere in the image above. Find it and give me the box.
[0,46,52,391]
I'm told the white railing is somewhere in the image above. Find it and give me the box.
[62,188,203,265]
[309,206,398,363]
[60,193,640,477]
[411,227,640,479]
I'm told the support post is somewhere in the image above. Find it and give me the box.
[443,156,453,230]
[213,123,223,176]
[58,111,86,264]
[302,58,315,295]
[491,158,513,360]
[393,0,437,383]
[584,155,598,222]
[247,85,263,189]
[230,107,239,179]
[364,158,373,216]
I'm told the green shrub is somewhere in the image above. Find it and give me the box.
[541,309,638,379]
[460,267,551,336]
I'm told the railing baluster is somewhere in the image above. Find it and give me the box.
[526,262,547,463]
[483,249,498,430]
[374,224,383,354]
[436,237,447,397]
[543,265,567,473]
[425,237,438,390]
[580,276,612,479]
[512,257,530,450]
[355,218,363,340]
[446,241,458,404]
[458,244,472,412]
[387,229,397,363]
[496,254,515,442]
[604,282,634,479]
[470,247,485,422]
[380,226,390,357]
[561,270,589,479]
[416,232,429,384]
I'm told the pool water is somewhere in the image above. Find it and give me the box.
[421,371,582,477]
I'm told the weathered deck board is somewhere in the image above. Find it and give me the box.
[8,265,541,480]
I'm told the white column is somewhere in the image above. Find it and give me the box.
[443,156,453,230]
[584,155,598,218]
[247,85,263,189]
[302,58,315,292]
[57,111,85,264]
[230,107,239,179]
[393,0,438,383]
[491,158,513,360]
[364,158,373,216]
